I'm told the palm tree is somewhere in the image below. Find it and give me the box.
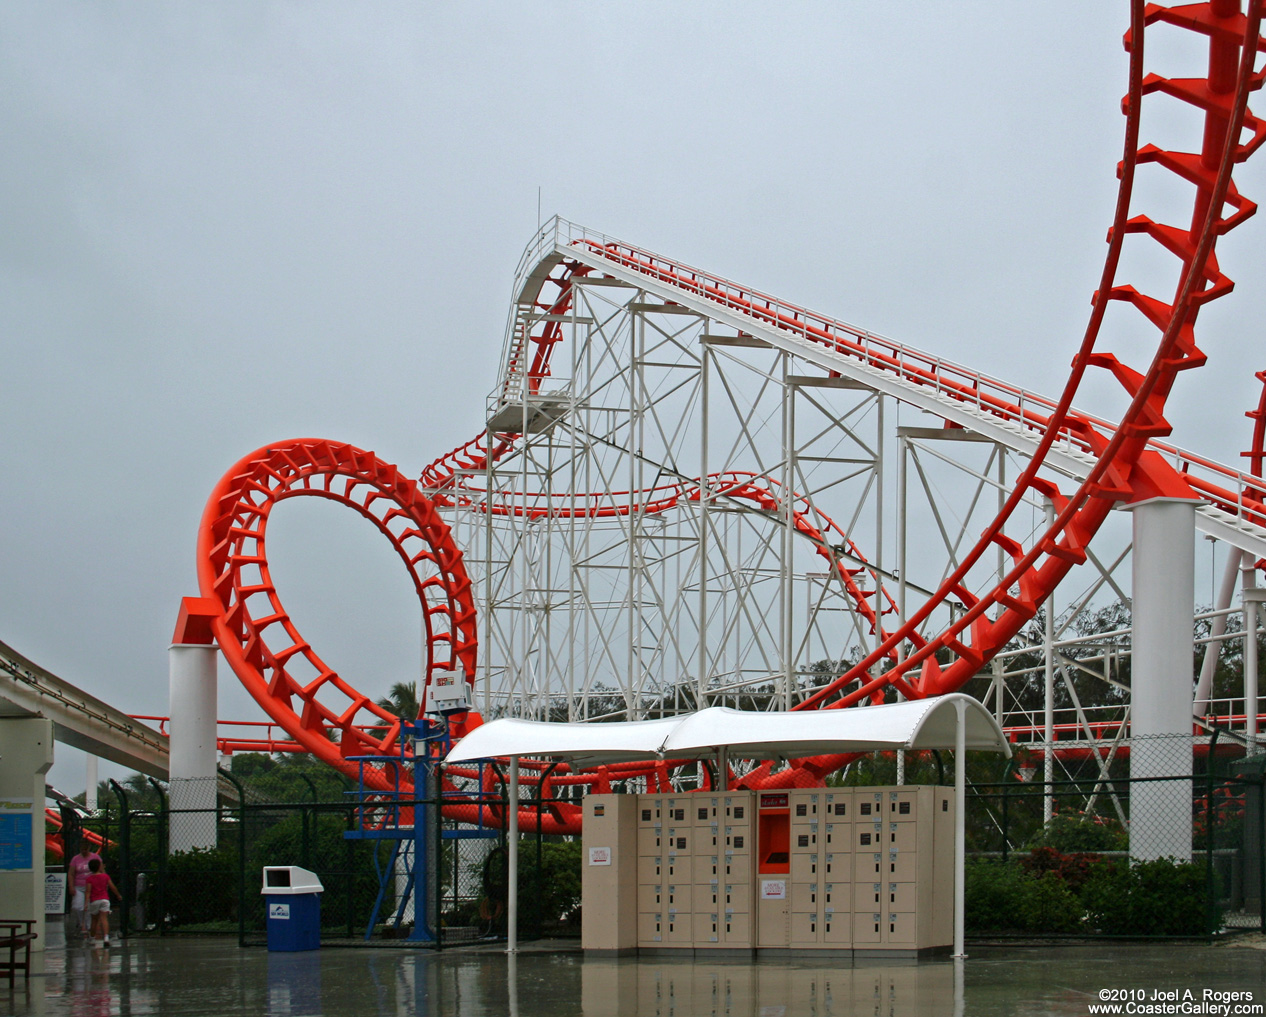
[376,681,420,722]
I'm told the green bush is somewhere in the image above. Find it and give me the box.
[965,860,1081,934]
[1082,858,1213,936]
[965,860,1025,932]
[165,845,239,928]
[1018,872,1083,933]
[1027,814,1127,853]
[482,839,582,935]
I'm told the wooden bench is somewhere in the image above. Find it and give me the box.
[0,920,37,984]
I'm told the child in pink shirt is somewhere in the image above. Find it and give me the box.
[85,858,120,946]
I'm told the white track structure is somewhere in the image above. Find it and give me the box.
[415,4,1266,857]
[434,218,1265,772]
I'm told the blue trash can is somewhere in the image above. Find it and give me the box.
[262,866,323,952]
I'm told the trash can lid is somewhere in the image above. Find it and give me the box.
[261,865,324,895]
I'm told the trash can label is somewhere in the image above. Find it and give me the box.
[269,903,291,920]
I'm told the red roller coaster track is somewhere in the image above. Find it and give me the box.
[195,2,1266,835]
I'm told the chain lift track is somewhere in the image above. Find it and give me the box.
[197,2,1266,833]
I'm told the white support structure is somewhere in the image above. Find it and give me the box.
[85,754,98,812]
[507,758,519,953]
[0,718,54,951]
[1129,498,1197,862]
[1245,568,1262,755]
[434,220,1266,864]
[168,643,219,852]
[953,697,967,959]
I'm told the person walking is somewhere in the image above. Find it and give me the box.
[68,841,101,941]
[84,858,120,946]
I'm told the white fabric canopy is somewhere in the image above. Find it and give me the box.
[662,695,1010,759]
[443,714,682,769]
[443,694,1009,766]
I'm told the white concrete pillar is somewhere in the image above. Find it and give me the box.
[0,718,54,951]
[1244,569,1262,754]
[168,643,219,852]
[85,755,98,813]
[1129,498,1196,861]
[953,697,967,959]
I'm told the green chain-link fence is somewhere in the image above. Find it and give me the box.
[54,746,1263,945]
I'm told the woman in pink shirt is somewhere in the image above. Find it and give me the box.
[85,857,120,946]
[68,843,101,940]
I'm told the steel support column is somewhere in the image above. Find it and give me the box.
[168,642,218,852]
[1129,497,1197,862]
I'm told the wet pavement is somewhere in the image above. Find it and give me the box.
[7,926,1266,1016]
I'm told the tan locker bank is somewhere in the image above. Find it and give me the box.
[580,793,640,953]
[582,784,953,956]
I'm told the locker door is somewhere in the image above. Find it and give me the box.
[885,911,917,946]
[791,824,818,851]
[722,910,751,944]
[638,855,663,884]
[855,881,883,911]
[855,822,883,851]
[824,791,851,819]
[854,852,883,881]
[822,909,851,945]
[853,911,882,945]
[887,882,917,912]
[664,912,693,944]
[790,882,818,912]
[666,884,693,912]
[637,883,663,913]
[637,827,662,854]
[822,882,851,913]
[887,821,918,852]
[666,829,692,855]
[757,899,789,947]
[725,882,752,913]
[790,910,820,946]
[885,849,916,882]
[789,852,819,883]
[724,796,751,826]
[638,912,663,945]
[885,789,920,818]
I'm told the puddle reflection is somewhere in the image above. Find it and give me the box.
[574,956,960,1017]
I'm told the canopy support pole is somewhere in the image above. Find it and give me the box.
[953,697,967,959]
[507,758,519,953]
[717,746,728,791]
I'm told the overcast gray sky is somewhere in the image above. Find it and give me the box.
[2,4,1263,795]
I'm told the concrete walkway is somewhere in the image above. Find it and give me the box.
[7,928,1266,1016]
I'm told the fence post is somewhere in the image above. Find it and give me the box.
[1206,728,1219,935]
[147,778,168,935]
[434,766,442,952]
[301,774,321,870]
[1000,760,1013,863]
[109,780,131,938]
[217,767,248,947]
[1260,775,1266,935]
[345,807,356,938]
[536,762,559,941]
